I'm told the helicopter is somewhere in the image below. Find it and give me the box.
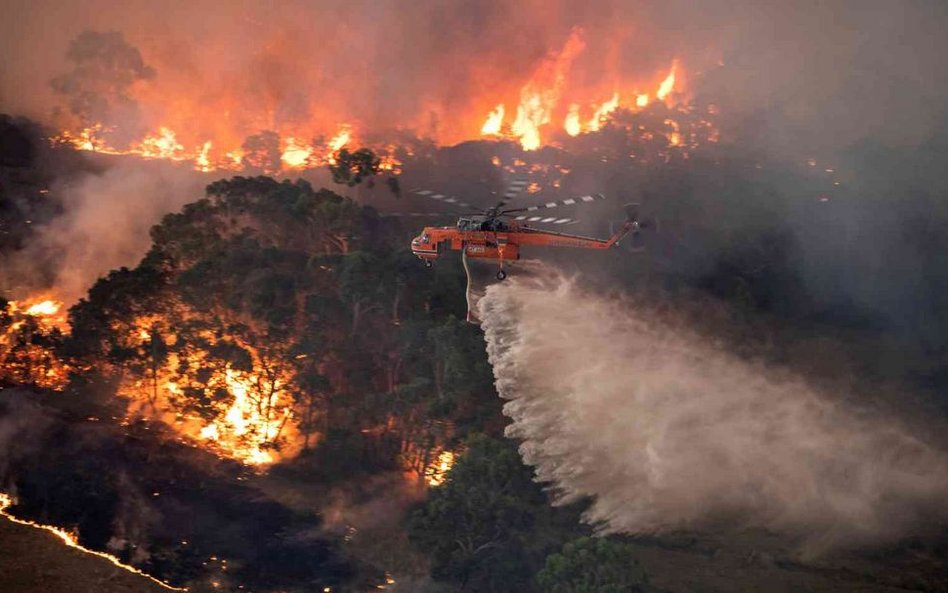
[407,179,650,280]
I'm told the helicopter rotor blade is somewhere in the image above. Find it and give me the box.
[511,215,578,225]
[380,211,453,218]
[493,178,529,210]
[500,193,606,215]
[409,188,476,210]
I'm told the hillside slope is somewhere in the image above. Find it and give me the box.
[0,515,171,593]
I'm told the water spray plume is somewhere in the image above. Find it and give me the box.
[478,271,948,551]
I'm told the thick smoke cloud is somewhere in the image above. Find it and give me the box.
[50,30,155,138]
[2,160,205,304]
[479,270,948,552]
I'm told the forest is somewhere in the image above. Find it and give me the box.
[2,101,948,592]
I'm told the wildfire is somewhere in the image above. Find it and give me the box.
[47,28,702,168]
[281,137,314,170]
[195,368,295,466]
[136,127,185,160]
[478,36,685,149]
[1,296,70,390]
[564,104,582,137]
[589,92,621,132]
[656,61,677,101]
[328,126,351,152]
[195,141,213,173]
[425,450,456,487]
[120,311,303,467]
[481,104,505,135]
[24,299,61,317]
[0,493,185,591]
[325,125,352,166]
[9,296,68,331]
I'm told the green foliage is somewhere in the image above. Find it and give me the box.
[328,147,401,197]
[537,537,649,593]
[330,147,382,187]
[64,174,500,477]
[408,434,581,593]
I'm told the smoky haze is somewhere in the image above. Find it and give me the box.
[1,0,946,150]
[479,270,948,552]
[28,162,204,303]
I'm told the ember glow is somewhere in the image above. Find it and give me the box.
[0,493,185,591]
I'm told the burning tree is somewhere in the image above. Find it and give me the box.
[65,176,475,475]
[0,297,69,389]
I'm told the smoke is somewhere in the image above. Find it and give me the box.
[0,389,54,490]
[479,270,948,552]
[2,0,946,150]
[49,30,155,140]
[2,160,204,303]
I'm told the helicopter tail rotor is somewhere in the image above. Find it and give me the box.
[617,202,658,251]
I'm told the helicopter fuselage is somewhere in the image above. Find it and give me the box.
[410,218,636,265]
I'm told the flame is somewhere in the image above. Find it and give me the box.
[326,125,352,165]
[328,126,351,152]
[0,493,185,591]
[665,118,682,146]
[135,127,185,160]
[564,104,582,137]
[656,62,677,102]
[425,450,455,487]
[25,299,61,317]
[377,147,403,174]
[195,141,213,173]
[47,30,706,168]
[1,297,69,389]
[588,92,620,132]
[119,310,303,467]
[475,35,686,149]
[224,149,244,168]
[508,29,585,150]
[281,136,314,170]
[481,104,505,135]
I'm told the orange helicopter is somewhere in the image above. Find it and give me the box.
[408,179,650,280]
